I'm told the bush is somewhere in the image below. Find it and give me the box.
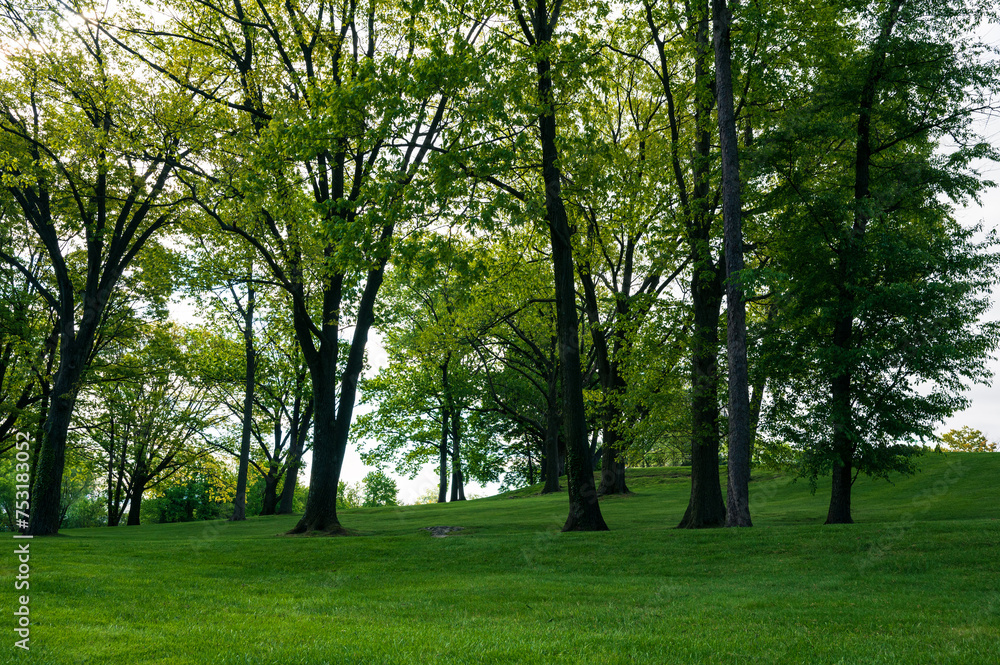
[61,495,107,529]
[154,479,230,523]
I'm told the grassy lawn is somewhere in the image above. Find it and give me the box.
[4,452,999,664]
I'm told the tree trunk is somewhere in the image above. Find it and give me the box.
[598,427,628,495]
[580,269,630,497]
[678,267,726,528]
[713,0,752,528]
[289,375,343,533]
[541,374,561,493]
[449,409,466,501]
[232,283,255,521]
[823,0,903,527]
[125,477,147,526]
[27,343,85,536]
[288,251,389,535]
[676,4,726,530]
[278,394,311,514]
[261,468,280,516]
[826,448,854,524]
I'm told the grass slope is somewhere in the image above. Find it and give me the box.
[4,452,999,664]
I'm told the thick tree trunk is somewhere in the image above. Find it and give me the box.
[826,448,854,524]
[232,284,255,521]
[261,468,280,516]
[27,346,84,536]
[532,12,607,531]
[678,269,726,528]
[289,253,388,535]
[289,376,343,534]
[126,477,147,526]
[713,0,752,528]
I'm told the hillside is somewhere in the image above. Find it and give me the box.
[4,453,999,664]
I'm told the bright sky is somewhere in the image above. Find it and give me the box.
[940,154,1000,441]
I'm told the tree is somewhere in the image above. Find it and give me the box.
[499,0,608,531]
[940,427,998,453]
[74,325,221,526]
[124,0,481,534]
[635,0,728,528]
[711,0,751,527]
[756,0,1000,523]
[357,233,521,500]
[182,229,261,521]
[361,471,398,508]
[0,3,200,534]
[565,43,688,497]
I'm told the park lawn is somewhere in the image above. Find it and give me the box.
[4,452,999,664]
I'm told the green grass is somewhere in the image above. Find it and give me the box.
[4,452,1000,664]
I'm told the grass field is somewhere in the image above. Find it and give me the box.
[4,452,999,664]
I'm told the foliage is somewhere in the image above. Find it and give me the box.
[337,481,363,511]
[940,426,998,453]
[361,471,399,508]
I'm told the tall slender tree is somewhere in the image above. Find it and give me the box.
[711,0,751,527]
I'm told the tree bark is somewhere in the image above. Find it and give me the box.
[678,270,727,528]
[678,7,726,529]
[231,283,255,521]
[125,476,147,526]
[288,249,389,535]
[713,0,752,528]
[541,371,561,493]
[449,408,465,501]
[28,342,86,535]
[826,445,854,524]
[289,369,342,533]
